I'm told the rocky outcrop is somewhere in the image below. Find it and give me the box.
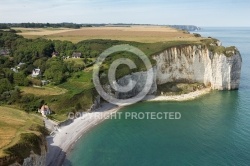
[152,45,242,90]
[7,140,47,166]
[21,151,46,166]
[89,95,101,111]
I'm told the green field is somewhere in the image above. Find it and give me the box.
[64,58,85,65]
[20,86,68,96]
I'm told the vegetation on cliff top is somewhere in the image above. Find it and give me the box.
[200,37,238,57]
[0,106,47,161]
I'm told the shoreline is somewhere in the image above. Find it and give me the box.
[146,88,211,102]
[45,88,211,165]
[46,103,122,166]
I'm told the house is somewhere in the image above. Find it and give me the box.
[51,51,59,57]
[38,105,51,117]
[16,62,25,69]
[0,49,10,56]
[11,67,18,73]
[41,80,49,86]
[32,68,41,77]
[72,52,82,58]
[63,56,70,60]
[10,62,25,73]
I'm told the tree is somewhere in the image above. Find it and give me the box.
[33,58,47,72]
[2,68,14,83]
[0,78,12,94]
[13,72,29,86]
[75,103,82,111]
[9,88,21,103]
[44,59,66,84]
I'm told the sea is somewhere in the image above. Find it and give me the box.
[64,27,250,166]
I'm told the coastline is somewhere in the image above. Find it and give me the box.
[46,103,122,166]
[45,88,211,166]
[146,88,211,102]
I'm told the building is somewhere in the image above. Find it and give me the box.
[10,62,25,73]
[72,52,82,58]
[38,105,51,117]
[0,49,10,56]
[41,80,49,86]
[32,68,41,77]
[10,67,18,73]
[63,56,70,60]
[16,62,25,69]
[51,51,59,57]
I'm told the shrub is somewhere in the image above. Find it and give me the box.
[193,33,201,37]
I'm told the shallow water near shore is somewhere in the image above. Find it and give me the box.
[64,27,250,166]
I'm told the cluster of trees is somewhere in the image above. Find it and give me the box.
[0,24,9,29]
[0,68,29,104]
[0,31,101,94]
[0,23,82,29]
[44,58,69,84]
[0,31,146,88]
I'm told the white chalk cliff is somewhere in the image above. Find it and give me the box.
[114,44,242,98]
[153,45,242,90]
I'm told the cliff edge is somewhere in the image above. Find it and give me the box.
[153,44,242,90]
[114,42,242,99]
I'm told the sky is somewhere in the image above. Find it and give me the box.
[0,0,249,26]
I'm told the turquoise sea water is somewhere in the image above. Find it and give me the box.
[65,27,250,166]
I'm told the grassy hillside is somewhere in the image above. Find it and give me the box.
[41,70,95,121]
[0,106,45,158]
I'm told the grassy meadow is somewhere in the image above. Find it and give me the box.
[43,70,94,121]
[20,86,68,96]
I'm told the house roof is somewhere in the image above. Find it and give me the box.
[41,105,50,111]
[17,62,25,67]
[72,52,82,57]
[52,51,59,56]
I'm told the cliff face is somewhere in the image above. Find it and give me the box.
[21,136,47,166]
[113,44,242,99]
[152,45,242,90]
[21,152,46,166]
